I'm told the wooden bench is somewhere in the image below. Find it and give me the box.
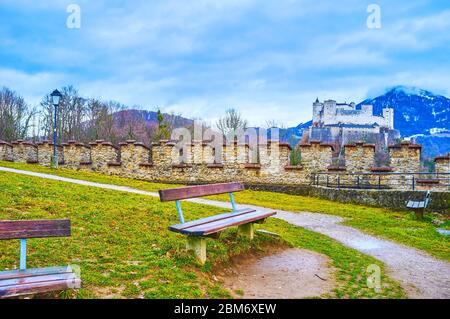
[0,219,81,298]
[159,182,276,264]
[406,190,431,219]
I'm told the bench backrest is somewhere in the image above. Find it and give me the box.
[0,219,71,240]
[159,182,244,202]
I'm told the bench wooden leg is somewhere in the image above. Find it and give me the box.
[186,237,206,264]
[238,223,254,240]
[414,209,424,220]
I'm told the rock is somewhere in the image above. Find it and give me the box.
[432,219,444,226]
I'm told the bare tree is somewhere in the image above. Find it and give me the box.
[216,108,248,137]
[62,85,86,141]
[5,86,192,146]
[40,85,87,143]
[0,87,35,141]
[82,98,122,143]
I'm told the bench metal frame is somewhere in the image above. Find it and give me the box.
[174,191,238,225]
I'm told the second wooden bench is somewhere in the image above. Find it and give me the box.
[159,182,276,264]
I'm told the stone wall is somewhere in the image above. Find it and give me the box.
[11,140,38,163]
[89,140,120,173]
[344,142,375,172]
[389,141,422,173]
[36,140,64,166]
[2,138,447,191]
[119,140,152,179]
[0,141,13,161]
[298,141,333,172]
[61,141,91,169]
[435,154,449,174]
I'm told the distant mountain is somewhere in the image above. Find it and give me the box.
[108,109,193,142]
[357,86,450,137]
[411,133,450,159]
[113,109,193,128]
[279,121,311,144]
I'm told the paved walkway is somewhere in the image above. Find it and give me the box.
[1,166,449,298]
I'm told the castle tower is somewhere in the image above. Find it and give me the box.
[382,108,394,129]
[312,98,323,125]
[322,100,336,123]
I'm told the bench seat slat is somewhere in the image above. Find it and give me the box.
[173,211,276,236]
[0,278,81,298]
[170,209,256,231]
[407,201,427,209]
[0,272,77,288]
[0,266,73,281]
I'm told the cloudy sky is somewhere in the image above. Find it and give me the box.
[0,0,449,126]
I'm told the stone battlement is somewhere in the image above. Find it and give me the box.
[1,138,444,188]
[434,153,449,174]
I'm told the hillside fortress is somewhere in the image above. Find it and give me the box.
[306,99,399,163]
[312,99,394,130]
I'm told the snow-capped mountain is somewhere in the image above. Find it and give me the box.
[357,86,450,137]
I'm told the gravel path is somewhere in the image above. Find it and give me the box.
[1,166,449,298]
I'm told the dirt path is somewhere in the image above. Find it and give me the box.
[1,166,449,298]
[217,248,335,298]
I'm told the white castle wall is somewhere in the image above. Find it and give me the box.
[312,99,394,129]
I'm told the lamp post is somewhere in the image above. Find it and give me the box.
[50,89,62,168]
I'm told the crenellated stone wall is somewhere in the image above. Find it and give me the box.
[0,141,13,162]
[298,141,333,172]
[344,142,375,173]
[435,153,449,174]
[2,138,446,190]
[36,140,64,166]
[62,141,91,169]
[389,141,422,173]
[89,140,120,173]
[11,140,38,163]
[119,140,152,178]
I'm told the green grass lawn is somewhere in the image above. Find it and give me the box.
[0,161,183,192]
[0,165,405,299]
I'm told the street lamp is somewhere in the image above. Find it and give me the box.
[50,89,62,167]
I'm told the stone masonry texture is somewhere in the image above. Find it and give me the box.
[2,138,447,192]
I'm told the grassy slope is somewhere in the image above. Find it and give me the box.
[0,161,183,192]
[0,167,404,298]
[1,161,447,262]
